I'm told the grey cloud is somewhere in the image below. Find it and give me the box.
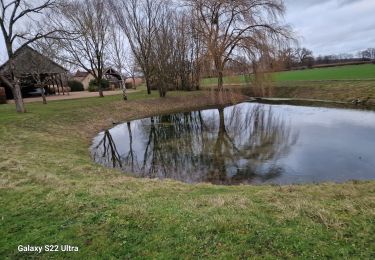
[286,0,361,8]
[284,0,375,55]
[338,0,362,7]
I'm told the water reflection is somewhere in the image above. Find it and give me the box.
[92,103,375,185]
[93,130,122,168]
[91,103,299,184]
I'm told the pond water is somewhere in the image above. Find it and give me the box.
[91,103,375,185]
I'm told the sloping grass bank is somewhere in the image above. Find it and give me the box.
[201,64,375,102]
[0,90,374,259]
[273,64,375,81]
[202,64,375,85]
[203,80,375,103]
[273,80,375,102]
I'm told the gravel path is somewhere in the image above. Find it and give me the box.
[8,89,139,103]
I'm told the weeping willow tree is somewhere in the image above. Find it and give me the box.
[186,0,292,91]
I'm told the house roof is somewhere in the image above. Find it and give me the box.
[74,68,123,81]
[0,46,68,76]
[74,70,90,78]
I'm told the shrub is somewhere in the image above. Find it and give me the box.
[88,84,97,92]
[88,79,110,92]
[125,82,132,89]
[67,80,84,92]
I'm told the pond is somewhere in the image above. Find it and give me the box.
[91,103,375,185]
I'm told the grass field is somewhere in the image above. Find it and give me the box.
[0,90,374,258]
[273,64,375,81]
[201,64,375,102]
[201,64,375,85]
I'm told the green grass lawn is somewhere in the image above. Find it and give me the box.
[201,75,250,86]
[273,64,375,81]
[1,90,374,258]
[202,64,375,86]
[201,64,375,102]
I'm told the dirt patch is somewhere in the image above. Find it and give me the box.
[7,89,139,104]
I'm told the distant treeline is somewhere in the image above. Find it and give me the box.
[216,47,375,76]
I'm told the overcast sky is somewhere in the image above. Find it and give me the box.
[284,0,375,56]
[1,0,375,63]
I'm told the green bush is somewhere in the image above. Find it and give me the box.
[88,79,110,92]
[88,84,98,92]
[67,80,84,92]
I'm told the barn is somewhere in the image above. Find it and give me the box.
[0,46,69,100]
[73,68,124,90]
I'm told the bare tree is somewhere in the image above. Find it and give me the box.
[109,0,163,95]
[148,6,204,96]
[0,0,59,112]
[109,26,128,100]
[173,12,204,91]
[370,48,375,60]
[29,53,55,105]
[360,48,375,60]
[275,47,296,70]
[125,54,141,90]
[186,0,290,89]
[48,0,111,97]
[295,47,313,66]
[152,6,175,97]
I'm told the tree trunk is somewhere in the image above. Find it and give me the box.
[209,107,227,182]
[99,88,104,97]
[218,108,225,133]
[122,79,128,101]
[41,87,47,104]
[12,81,26,113]
[7,58,26,112]
[217,70,224,90]
[127,122,134,172]
[98,79,104,97]
[145,77,151,95]
[214,58,224,90]
[158,86,166,98]
[132,76,136,90]
[194,68,201,90]
[37,78,47,105]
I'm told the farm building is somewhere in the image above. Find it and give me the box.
[0,46,69,99]
[125,77,144,88]
[73,68,124,90]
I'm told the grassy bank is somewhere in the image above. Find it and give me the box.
[202,80,375,103]
[1,90,374,258]
[202,64,375,86]
[273,64,375,81]
[273,80,375,102]
[201,64,375,102]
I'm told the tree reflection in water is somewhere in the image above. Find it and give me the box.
[92,130,122,168]
[91,103,299,184]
